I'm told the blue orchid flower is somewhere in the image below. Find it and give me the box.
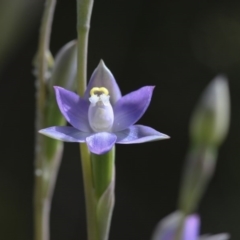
[39,60,169,155]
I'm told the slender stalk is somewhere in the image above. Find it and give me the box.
[77,0,93,96]
[80,145,98,240]
[91,147,115,200]
[37,0,56,113]
[34,0,57,240]
[91,147,115,240]
[76,0,96,239]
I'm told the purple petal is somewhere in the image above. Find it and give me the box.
[86,132,117,155]
[84,60,121,104]
[115,125,169,144]
[183,214,200,240]
[39,126,91,142]
[54,86,91,132]
[112,86,155,132]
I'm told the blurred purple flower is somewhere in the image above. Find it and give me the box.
[39,60,169,155]
[152,211,230,240]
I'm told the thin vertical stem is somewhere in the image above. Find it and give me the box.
[36,0,56,116]
[80,145,98,240]
[77,0,93,96]
[76,0,96,240]
[34,0,57,240]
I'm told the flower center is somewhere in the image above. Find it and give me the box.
[88,87,114,132]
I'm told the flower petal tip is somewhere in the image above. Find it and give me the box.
[144,85,155,91]
[149,85,155,94]
[161,133,170,139]
[153,133,170,141]
[143,85,155,96]
[99,59,105,66]
[38,129,44,134]
[53,86,63,95]
[97,59,108,72]
[39,128,51,135]
[53,85,61,90]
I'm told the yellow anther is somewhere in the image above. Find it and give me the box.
[90,87,109,96]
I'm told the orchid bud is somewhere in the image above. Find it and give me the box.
[190,75,230,147]
[43,40,78,159]
[48,40,77,91]
[178,76,230,215]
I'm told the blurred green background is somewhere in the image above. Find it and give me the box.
[0,0,239,239]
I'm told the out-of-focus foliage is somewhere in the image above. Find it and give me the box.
[0,0,43,71]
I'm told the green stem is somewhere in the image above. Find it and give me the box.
[34,144,63,240]
[34,0,57,240]
[178,145,217,214]
[79,145,98,240]
[91,147,115,200]
[37,0,56,114]
[77,0,94,96]
[176,145,217,240]
[91,147,115,240]
[76,0,95,240]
